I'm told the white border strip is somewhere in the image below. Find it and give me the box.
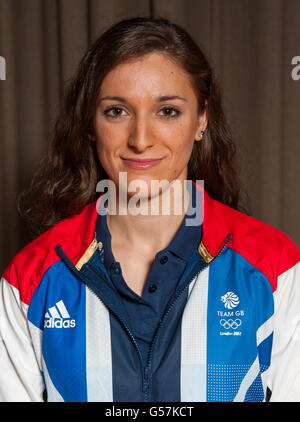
[85,285,113,401]
[180,267,209,401]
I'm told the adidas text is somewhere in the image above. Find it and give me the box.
[44,318,76,328]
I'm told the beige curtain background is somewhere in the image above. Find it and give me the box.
[0,0,299,273]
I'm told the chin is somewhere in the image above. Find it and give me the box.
[119,181,162,201]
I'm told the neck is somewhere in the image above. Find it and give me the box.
[106,181,190,254]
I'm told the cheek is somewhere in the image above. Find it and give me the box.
[166,128,195,160]
[95,122,118,145]
[94,125,124,163]
[94,113,126,148]
[94,137,117,178]
[161,119,195,147]
[165,127,195,175]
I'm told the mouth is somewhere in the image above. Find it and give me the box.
[121,157,164,169]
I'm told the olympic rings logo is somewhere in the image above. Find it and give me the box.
[220,318,242,330]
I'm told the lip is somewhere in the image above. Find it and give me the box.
[121,157,164,169]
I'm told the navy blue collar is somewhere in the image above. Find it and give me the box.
[95,181,202,268]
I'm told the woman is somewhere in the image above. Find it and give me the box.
[0,17,299,402]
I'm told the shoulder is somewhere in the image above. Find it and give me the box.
[1,201,97,305]
[211,198,300,290]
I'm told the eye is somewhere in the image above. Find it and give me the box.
[159,106,181,119]
[103,106,127,119]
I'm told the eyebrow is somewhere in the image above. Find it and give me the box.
[98,95,188,103]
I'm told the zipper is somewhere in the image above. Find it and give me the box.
[142,232,233,401]
[143,367,150,394]
[142,259,207,401]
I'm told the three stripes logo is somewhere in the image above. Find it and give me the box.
[44,300,76,328]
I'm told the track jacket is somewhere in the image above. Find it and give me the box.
[0,183,299,402]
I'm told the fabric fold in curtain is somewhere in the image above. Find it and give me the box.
[0,0,299,273]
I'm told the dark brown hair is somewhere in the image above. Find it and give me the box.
[18,16,248,238]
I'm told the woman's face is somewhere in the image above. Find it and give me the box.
[93,52,207,199]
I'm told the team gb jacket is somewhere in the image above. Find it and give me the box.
[0,184,299,402]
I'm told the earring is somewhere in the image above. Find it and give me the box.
[199,130,205,139]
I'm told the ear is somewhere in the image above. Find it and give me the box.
[194,102,208,141]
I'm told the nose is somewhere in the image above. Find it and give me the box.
[127,113,154,152]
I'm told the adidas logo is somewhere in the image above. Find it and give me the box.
[44,300,76,328]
